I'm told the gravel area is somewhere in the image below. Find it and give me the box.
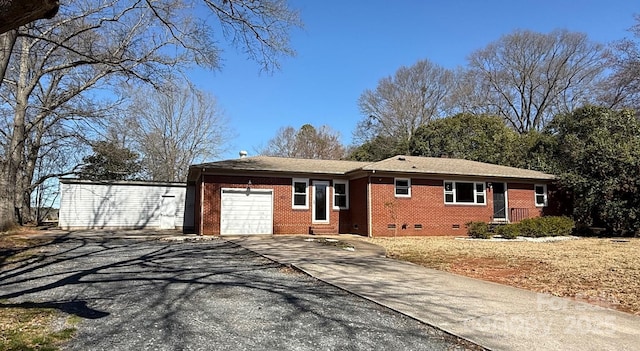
[0,237,480,350]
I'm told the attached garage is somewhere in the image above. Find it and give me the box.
[220,188,273,235]
[59,179,194,231]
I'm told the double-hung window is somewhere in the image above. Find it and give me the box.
[333,180,349,210]
[292,178,309,209]
[395,178,411,197]
[444,181,486,205]
[535,184,548,207]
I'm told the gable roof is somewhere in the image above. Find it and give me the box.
[190,155,555,181]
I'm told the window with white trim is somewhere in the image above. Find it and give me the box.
[333,180,349,210]
[292,178,309,209]
[395,178,411,197]
[535,184,548,207]
[444,181,486,205]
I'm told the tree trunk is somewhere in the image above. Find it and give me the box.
[18,114,47,225]
[0,164,16,230]
[0,0,59,34]
[3,36,32,226]
[0,29,17,85]
[0,30,17,230]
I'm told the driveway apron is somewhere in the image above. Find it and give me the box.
[231,235,640,351]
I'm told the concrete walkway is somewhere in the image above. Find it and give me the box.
[230,235,640,351]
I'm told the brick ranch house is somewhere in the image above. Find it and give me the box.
[187,155,558,237]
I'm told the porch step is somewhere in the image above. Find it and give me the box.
[309,226,337,235]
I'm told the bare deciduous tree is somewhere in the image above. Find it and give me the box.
[355,59,454,149]
[124,82,231,182]
[1,0,202,225]
[202,0,301,71]
[596,14,640,111]
[462,29,605,133]
[260,124,346,160]
[0,0,301,229]
[258,126,298,157]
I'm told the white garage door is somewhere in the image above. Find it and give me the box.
[220,188,273,235]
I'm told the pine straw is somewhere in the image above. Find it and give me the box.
[368,237,640,315]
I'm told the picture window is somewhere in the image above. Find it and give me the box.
[444,181,486,205]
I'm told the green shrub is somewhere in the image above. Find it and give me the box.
[495,224,520,239]
[518,216,575,237]
[466,221,491,239]
[518,218,543,237]
[542,216,575,236]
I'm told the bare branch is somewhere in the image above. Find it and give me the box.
[355,59,454,145]
[461,30,605,133]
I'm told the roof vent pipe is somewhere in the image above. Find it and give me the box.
[239,150,248,158]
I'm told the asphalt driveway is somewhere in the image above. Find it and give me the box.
[0,235,479,350]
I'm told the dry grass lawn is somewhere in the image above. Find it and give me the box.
[368,237,640,315]
[1,231,76,350]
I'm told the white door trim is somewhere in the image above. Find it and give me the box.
[492,182,509,221]
[312,181,330,224]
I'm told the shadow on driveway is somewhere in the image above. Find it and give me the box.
[0,233,482,351]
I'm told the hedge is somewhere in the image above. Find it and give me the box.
[466,216,575,239]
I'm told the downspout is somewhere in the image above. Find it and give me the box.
[367,171,374,238]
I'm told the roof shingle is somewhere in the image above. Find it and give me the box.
[191,155,555,180]
[363,155,555,180]
[191,156,369,175]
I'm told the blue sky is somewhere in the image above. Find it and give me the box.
[190,0,639,160]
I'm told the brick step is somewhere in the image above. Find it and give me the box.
[309,226,337,235]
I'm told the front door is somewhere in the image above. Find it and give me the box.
[492,183,507,220]
[312,181,329,223]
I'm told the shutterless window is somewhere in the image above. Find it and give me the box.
[444,182,454,203]
[475,183,485,204]
[292,178,308,209]
[535,184,547,207]
[456,182,474,203]
[395,178,411,197]
[444,181,485,205]
[333,180,348,209]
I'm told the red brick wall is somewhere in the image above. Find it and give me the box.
[200,174,351,235]
[507,183,542,222]
[369,177,492,236]
[368,177,549,237]
[196,173,554,237]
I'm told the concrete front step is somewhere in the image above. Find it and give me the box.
[309,226,337,235]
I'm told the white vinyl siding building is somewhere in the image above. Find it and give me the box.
[59,179,194,231]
